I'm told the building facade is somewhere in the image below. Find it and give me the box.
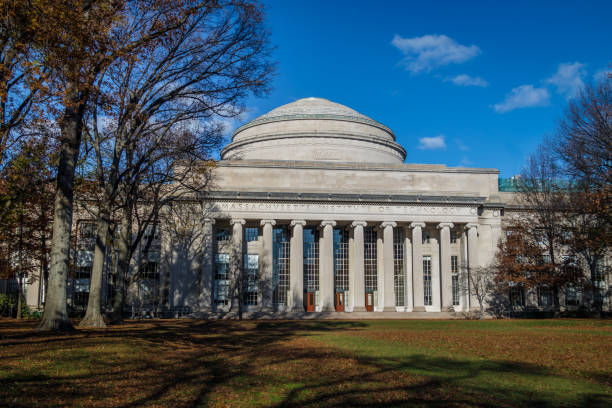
[15,97,611,317]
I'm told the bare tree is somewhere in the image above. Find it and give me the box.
[554,76,612,314]
[79,0,272,327]
[465,264,497,318]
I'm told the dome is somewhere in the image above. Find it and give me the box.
[221,97,406,164]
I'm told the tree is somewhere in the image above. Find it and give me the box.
[34,0,195,330]
[554,76,612,313]
[0,136,55,318]
[466,264,497,318]
[79,0,272,327]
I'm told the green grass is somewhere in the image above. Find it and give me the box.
[0,319,610,407]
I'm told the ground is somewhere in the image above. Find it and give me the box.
[0,319,610,407]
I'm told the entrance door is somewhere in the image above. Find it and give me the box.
[365,291,374,312]
[335,292,344,312]
[305,292,315,312]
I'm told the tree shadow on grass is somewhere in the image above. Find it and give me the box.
[0,319,610,408]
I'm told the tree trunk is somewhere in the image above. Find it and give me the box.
[38,89,83,331]
[16,277,22,319]
[79,208,110,328]
[110,205,131,324]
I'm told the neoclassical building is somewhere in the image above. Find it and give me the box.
[161,97,505,316]
[16,97,610,316]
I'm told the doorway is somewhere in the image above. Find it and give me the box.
[365,291,374,312]
[335,291,345,312]
[304,291,315,312]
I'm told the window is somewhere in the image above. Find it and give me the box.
[593,262,608,304]
[214,253,230,305]
[510,286,524,307]
[273,228,290,305]
[451,255,459,306]
[303,228,319,293]
[538,287,552,307]
[565,286,581,306]
[216,228,230,242]
[244,254,258,306]
[143,224,159,241]
[75,266,92,279]
[245,227,259,243]
[393,228,405,307]
[78,221,96,250]
[450,230,458,244]
[364,227,378,292]
[423,255,432,306]
[334,229,349,292]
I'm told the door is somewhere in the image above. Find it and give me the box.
[305,292,315,312]
[365,291,374,312]
[335,292,344,312]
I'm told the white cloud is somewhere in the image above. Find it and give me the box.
[445,74,488,87]
[493,85,550,113]
[545,62,586,99]
[417,134,446,150]
[455,139,469,151]
[594,68,611,83]
[391,34,481,73]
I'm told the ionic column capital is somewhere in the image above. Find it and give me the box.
[290,219,307,228]
[203,218,216,225]
[320,220,337,228]
[409,222,426,229]
[351,221,368,228]
[230,218,246,226]
[260,219,276,227]
[465,223,479,231]
[437,222,454,230]
[380,221,397,229]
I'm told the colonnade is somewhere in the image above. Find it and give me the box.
[202,218,480,313]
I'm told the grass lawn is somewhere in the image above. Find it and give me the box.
[0,319,610,407]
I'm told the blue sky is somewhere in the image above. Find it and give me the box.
[237,0,611,177]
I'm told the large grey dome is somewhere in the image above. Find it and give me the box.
[221,97,406,163]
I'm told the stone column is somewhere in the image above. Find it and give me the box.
[381,222,397,311]
[404,226,413,312]
[347,228,355,312]
[430,230,441,312]
[351,221,367,312]
[438,223,454,310]
[230,219,246,310]
[320,220,336,311]
[465,223,479,311]
[290,220,306,311]
[201,218,215,311]
[410,222,426,311]
[260,219,276,310]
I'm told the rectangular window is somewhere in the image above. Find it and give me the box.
[216,228,230,242]
[244,254,258,306]
[273,228,290,305]
[510,286,524,307]
[393,228,405,307]
[451,255,459,306]
[334,229,349,292]
[214,253,230,305]
[538,287,552,306]
[450,230,458,244]
[364,226,378,292]
[422,232,430,245]
[303,228,319,293]
[78,221,96,251]
[245,227,259,243]
[565,286,581,306]
[423,255,432,306]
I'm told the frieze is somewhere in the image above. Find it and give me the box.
[211,201,475,216]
